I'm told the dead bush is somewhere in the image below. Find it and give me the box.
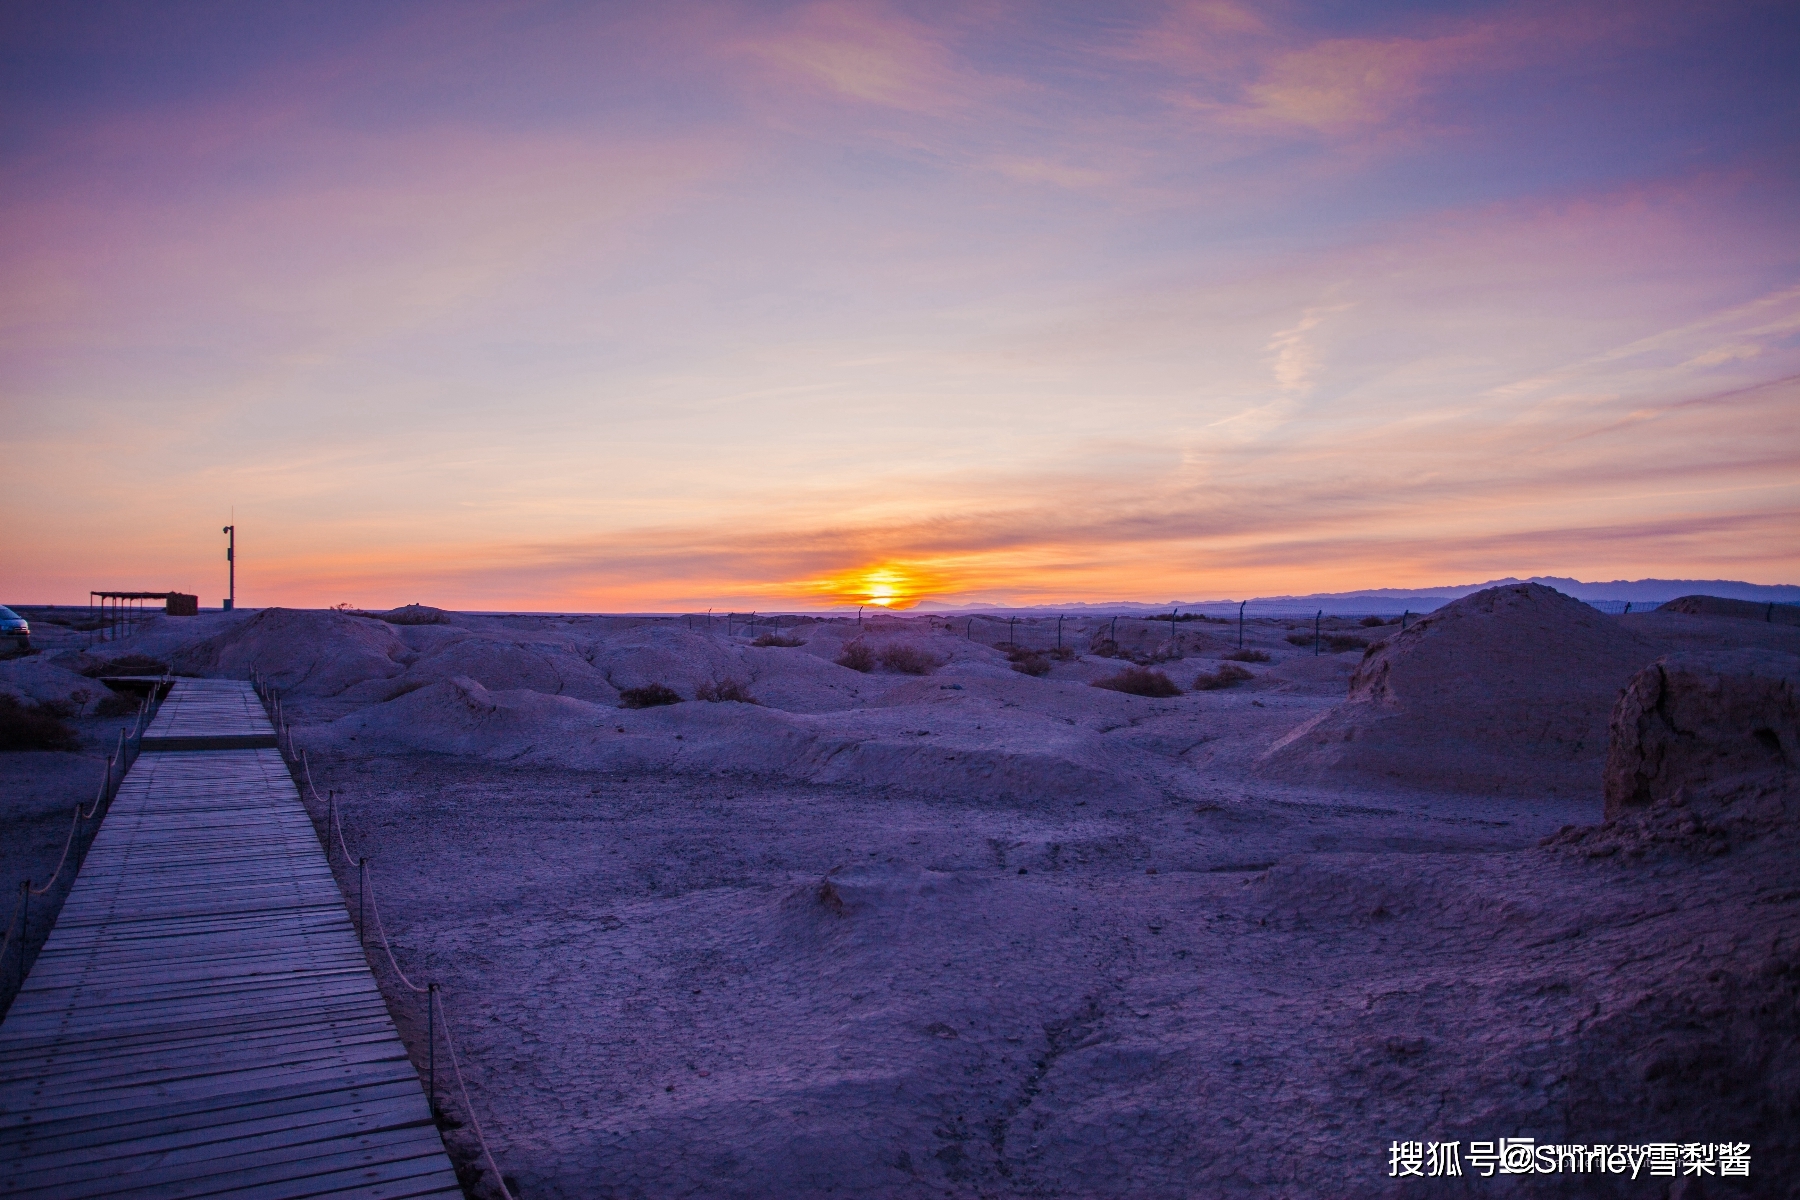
[1284,631,1369,653]
[0,694,81,751]
[1192,662,1254,690]
[880,645,941,675]
[1359,615,1387,628]
[1088,637,1122,658]
[1010,651,1051,677]
[618,683,682,708]
[95,691,142,717]
[696,679,758,704]
[752,633,805,648]
[1092,666,1181,698]
[836,641,876,672]
[80,654,169,678]
[1222,648,1270,663]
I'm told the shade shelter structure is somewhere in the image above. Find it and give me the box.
[88,591,199,642]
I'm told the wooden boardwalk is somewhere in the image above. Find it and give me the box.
[0,682,460,1199]
[140,679,278,752]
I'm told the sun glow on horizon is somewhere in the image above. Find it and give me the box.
[803,563,928,610]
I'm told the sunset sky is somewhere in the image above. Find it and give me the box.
[4,2,1797,611]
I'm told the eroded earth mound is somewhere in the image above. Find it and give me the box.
[1260,583,1658,797]
[1604,650,1800,827]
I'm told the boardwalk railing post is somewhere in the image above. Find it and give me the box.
[358,858,368,947]
[428,982,439,1116]
[18,880,28,985]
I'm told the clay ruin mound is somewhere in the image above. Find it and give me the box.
[170,608,409,697]
[1260,583,1657,797]
[1659,595,1800,626]
[1604,651,1799,825]
[372,603,453,626]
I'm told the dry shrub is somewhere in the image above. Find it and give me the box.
[95,691,142,717]
[752,633,805,648]
[1192,662,1254,690]
[1286,631,1367,653]
[1010,651,1051,677]
[1092,666,1181,698]
[1050,646,1076,661]
[0,694,80,751]
[836,641,876,672]
[1088,637,1122,658]
[618,683,681,708]
[1223,648,1270,663]
[1359,615,1388,628]
[81,654,170,678]
[696,678,758,704]
[880,645,941,675]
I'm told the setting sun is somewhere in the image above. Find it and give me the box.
[798,563,932,610]
[863,568,904,607]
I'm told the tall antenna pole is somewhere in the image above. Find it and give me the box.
[222,525,236,611]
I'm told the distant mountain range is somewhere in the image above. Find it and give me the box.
[916,577,1800,617]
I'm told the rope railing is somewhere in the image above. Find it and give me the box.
[290,740,516,1200]
[4,684,163,989]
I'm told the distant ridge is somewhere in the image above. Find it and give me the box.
[916,576,1800,617]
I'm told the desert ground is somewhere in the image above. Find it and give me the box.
[3,586,1796,1199]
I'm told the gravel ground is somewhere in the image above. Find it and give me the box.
[303,749,1796,1199]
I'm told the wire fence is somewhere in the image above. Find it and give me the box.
[254,669,515,1200]
[3,683,164,1001]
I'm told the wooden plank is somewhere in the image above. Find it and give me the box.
[27,1122,456,1197]
[2,1077,427,1160]
[7,1086,430,1173]
[0,682,462,1196]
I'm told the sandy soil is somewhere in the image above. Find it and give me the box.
[3,595,1796,1198]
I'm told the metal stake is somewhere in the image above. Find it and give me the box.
[18,880,29,985]
[428,982,438,1114]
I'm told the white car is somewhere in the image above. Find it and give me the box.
[0,606,27,637]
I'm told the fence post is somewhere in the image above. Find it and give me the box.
[18,880,29,985]
[1238,601,1246,648]
[1402,609,1410,631]
[428,982,438,1115]
[1314,610,1322,657]
[1057,615,1063,650]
